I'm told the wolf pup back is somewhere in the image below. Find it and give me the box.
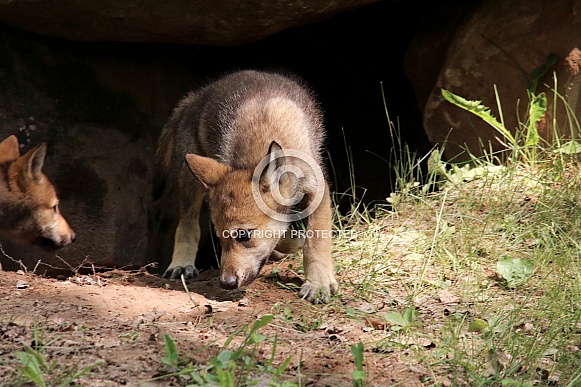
[0,135,76,250]
[152,70,338,303]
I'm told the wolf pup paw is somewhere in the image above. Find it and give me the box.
[299,279,339,304]
[163,265,199,281]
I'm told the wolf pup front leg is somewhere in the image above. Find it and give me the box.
[254,141,338,303]
[153,105,208,281]
[299,182,338,303]
[165,180,205,280]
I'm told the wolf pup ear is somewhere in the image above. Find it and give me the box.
[260,141,295,200]
[23,143,47,182]
[0,135,21,163]
[263,141,284,182]
[185,154,229,189]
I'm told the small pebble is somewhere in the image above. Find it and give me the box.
[16,280,28,289]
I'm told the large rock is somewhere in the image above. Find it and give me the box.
[0,0,377,45]
[0,28,193,274]
[406,0,581,160]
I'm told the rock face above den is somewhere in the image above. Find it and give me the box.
[0,0,378,45]
[405,0,581,160]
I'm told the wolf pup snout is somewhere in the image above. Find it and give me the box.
[152,70,338,303]
[0,135,76,251]
[219,275,239,290]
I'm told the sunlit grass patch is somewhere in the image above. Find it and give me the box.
[333,154,581,384]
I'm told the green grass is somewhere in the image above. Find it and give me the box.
[151,314,299,386]
[331,148,581,384]
[327,82,581,385]
[5,323,103,386]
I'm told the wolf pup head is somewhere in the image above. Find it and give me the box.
[0,135,76,250]
[186,141,294,290]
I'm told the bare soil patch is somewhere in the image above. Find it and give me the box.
[0,260,424,386]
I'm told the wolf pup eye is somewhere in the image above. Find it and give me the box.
[236,229,253,243]
[53,204,59,213]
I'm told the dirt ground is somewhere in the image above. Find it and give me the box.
[0,257,427,387]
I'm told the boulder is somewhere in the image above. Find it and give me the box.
[0,28,192,274]
[0,0,378,45]
[406,0,581,160]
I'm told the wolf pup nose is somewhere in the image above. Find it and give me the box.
[219,275,238,290]
[153,70,338,304]
[0,135,76,251]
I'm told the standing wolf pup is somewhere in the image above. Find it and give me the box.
[154,70,338,303]
[0,135,75,250]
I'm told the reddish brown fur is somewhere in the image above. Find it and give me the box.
[0,135,75,250]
